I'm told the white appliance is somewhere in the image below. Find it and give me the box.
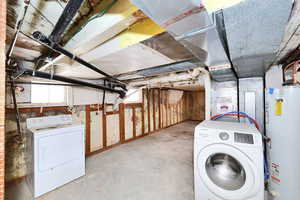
[266,86,300,199]
[194,120,264,200]
[26,115,85,198]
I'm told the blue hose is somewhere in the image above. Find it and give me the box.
[211,111,254,124]
[212,111,269,182]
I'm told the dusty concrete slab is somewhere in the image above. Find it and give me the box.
[6,121,199,200]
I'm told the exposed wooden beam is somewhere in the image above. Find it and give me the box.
[119,103,125,143]
[85,105,91,154]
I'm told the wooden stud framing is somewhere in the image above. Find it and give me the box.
[176,103,179,123]
[147,89,151,133]
[132,107,136,138]
[158,89,161,129]
[6,106,71,114]
[102,105,107,148]
[141,89,145,135]
[152,89,156,131]
[119,103,125,143]
[85,105,91,155]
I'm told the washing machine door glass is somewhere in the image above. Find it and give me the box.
[197,144,260,200]
[205,153,246,191]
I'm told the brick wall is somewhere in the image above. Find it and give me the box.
[0,0,6,199]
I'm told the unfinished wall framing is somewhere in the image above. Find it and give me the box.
[5,88,205,184]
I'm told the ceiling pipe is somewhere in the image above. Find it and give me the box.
[32,31,126,88]
[49,0,85,44]
[129,68,205,87]
[20,68,126,97]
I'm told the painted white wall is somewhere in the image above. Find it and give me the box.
[266,65,283,89]
[67,87,120,106]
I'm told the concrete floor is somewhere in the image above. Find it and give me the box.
[6,121,198,200]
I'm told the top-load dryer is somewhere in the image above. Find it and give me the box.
[194,120,264,200]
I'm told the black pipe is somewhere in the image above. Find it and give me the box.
[22,68,126,97]
[49,0,85,43]
[8,81,78,87]
[9,77,22,137]
[32,31,125,88]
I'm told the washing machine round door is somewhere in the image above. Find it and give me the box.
[197,144,261,200]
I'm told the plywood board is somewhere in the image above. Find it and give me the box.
[55,44,174,79]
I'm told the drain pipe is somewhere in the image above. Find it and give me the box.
[175,12,216,41]
[6,0,31,137]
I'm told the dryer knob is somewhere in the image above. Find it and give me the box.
[219,132,230,141]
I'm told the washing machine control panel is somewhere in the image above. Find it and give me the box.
[215,131,256,146]
[219,132,230,141]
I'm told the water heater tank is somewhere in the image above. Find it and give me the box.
[266,86,300,199]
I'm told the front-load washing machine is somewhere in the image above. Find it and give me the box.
[194,120,264,200]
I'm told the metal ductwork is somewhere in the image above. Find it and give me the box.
[222,0,293,78]
[130,0,237,82]
[136,59,200,76]
[117,59,201,81]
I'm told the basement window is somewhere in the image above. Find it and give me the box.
[124,89,141,103]
[31,84,66,104]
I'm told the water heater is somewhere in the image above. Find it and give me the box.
[266,86,300,199]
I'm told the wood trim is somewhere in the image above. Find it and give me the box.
[105,111,119,115]
[119,103,125,143]
[132,107,136,138]
[90,104,103,112]
[85,105,91,155]
[125,103,142,108]
[102,105,107,148]
[6,106,71,114]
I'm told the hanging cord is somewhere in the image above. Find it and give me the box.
[6,0,31,138]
